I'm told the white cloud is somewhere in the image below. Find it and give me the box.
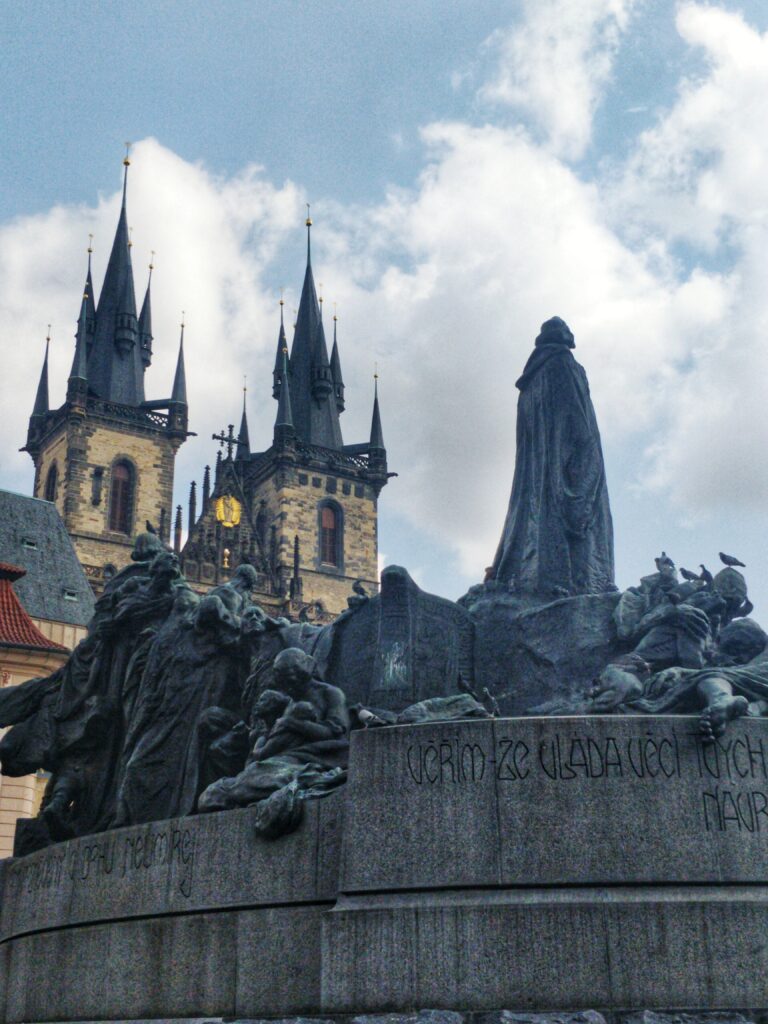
[478,0,637,159]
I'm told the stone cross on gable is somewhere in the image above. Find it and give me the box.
[211,424,241,460]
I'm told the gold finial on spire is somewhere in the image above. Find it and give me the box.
[374,361,379,381]
[305,202,312,227]
[181,310,185,328]
[279,286,284,307]
[318,282,323,305]
[333,301,338,322]
[243,374,247,395]
[128,226,133,248]
[87,233,93,254]
[149,249,155,271]
[46,324,51,343]
[123,141,132,167]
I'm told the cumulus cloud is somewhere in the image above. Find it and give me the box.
[611,4,768,512]
[478,0,637,159]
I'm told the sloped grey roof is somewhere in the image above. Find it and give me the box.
[0,490,94,626]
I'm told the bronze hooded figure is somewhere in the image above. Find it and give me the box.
[491,317,615,599]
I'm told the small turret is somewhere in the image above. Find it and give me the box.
[188,480,197,533]
[202,464,211,511]
[236,383,250,461]
[167,318,188,439]
[67,292,89,407]
[274,343,295,450]
[174,505,183,554]
[272,300,288,399]
[32,331,50,419]
[330,313,345,413]
[138,260,154,369]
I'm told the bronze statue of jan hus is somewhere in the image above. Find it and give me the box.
[490,316,615,599]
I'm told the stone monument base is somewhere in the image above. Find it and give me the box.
[1,716,767,1022]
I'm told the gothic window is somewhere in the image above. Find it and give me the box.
[109,461,134,534]
[44,463,58,503]
[318,501,343,569]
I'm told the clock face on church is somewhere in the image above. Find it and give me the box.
[215,495,242,528]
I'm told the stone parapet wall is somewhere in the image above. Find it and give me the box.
[1,717,766,1022]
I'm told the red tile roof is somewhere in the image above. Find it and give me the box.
[0,563,68,652]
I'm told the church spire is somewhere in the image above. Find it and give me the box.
[32,330,50,417]
[171,319,187,406]
[67,292,89,406]
[274,343,295,448]
[88,148,143,405]
[286,214,343,448]
[138,257,153,369]
[272,298,288,399]
[330,312,345,413]
[369,372,385,452]
[236,380,250,461]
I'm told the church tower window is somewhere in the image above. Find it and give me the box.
[44,463,58,503]
[319,501,343,568]
[109,461,134,535]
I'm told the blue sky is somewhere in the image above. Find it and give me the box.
[4,0,768,613]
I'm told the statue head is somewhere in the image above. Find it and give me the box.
[714,618,767,666]
[535,316,575,349]
[172,586,199,617]
[273,647,315,696]
[131,532,165,563]
[149,550,180,583]
[232,564,259,593]
[241,604,268,637]
[252,688,291,726]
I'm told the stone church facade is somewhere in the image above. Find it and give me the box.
[178,218,391,620]
[24,156,188,592]
[24,167,390,618]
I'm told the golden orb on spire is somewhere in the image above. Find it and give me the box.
[123,141,132,167]
[87,232,93,254]
[305,202,312,227]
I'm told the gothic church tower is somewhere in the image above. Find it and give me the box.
[180,215,391,619]
[24,156,188,590]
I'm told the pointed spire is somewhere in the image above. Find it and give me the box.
[84,237,96,350]
[274,343,295,445]
[330,311,345,413]
[312,314,334,401]
[171,318,187,405]
[174,504,183,555]
[202,464,211,509]
[88,148,142,403]
[69,292,89,390]
[32,330,51,417]
[215,448,223,483]
[188,480,197,533]
[272,298,288,399]
[369,372,385,452]
[236,379,251,461]
[138,257,153,369]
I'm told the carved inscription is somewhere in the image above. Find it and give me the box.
[15,822,197,899]
[405,727,768,835]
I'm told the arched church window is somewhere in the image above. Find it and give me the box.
[44,463,58,503]
[109,461,134,535]
[318,501,343,568]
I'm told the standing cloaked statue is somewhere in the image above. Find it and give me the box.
[490,317,615,599]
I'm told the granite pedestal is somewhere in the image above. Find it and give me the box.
[1,716,767,1022]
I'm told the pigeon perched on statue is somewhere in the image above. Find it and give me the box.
[720,552,746,568]
[679,567,700,582]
